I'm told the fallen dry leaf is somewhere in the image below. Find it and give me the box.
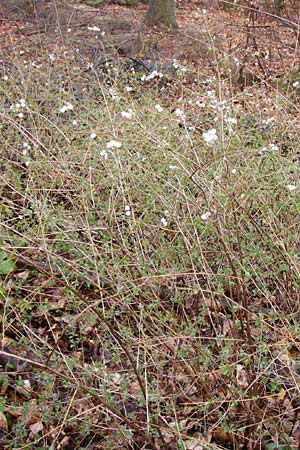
[16,378,31,396]
[0,379,8,395]
[222,318,232,336]
[5,405,23,418]
[277,387,286,401]
[15,270,30,280]
[21,399,40,425]
[57,436,70,449]
[212,427,235,446]
[236,364,248,389]
[292,423,300,440]
[29,421,43,439]
[184,436,205,449]
[0,411,8,432]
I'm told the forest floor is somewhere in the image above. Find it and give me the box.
[0,0,299,76]
[1,1,300,449]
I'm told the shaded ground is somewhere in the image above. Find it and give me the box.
[1,0,299,80]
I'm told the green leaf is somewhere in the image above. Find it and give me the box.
[0,252,16,275]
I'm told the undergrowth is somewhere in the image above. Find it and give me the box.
[1,36,300,450]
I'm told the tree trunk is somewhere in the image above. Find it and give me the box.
[145,0,178,28]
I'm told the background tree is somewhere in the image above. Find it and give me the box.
[145,0,178,28]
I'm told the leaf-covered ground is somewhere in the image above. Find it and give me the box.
[1,1,300,449]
